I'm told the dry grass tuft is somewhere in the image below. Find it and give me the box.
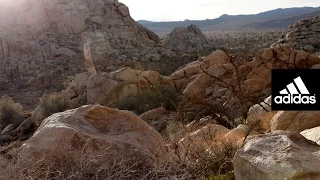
[0,95,23,128]
[31,92,81,126]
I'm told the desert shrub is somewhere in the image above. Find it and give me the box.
[119,84,180,114]
[7,146,179,180]
[16,78,25,92]
[168,124,238,179]
[190,50,200,60]
[0,95,23,127]
[63,75,75,88]
[2,135,236,180]
[177,141,237,179]
[163,121,189,140]
[0,81,7,91]
[32,92,74,126]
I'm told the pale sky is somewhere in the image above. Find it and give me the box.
[119,0,320,21]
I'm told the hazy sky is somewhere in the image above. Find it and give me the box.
[119,0,320,21]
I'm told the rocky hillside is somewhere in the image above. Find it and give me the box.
[0,0,163,81]
[272,16,320,52]
[163,24,215,54]
[0,0,189,109]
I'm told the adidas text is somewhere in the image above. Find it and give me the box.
[274,94,316,104]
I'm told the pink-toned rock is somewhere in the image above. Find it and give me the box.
[172,69,185,80]
[311,64,320,69]
[139,107,167,122]
[118,84,138,100]
[141,70,161,85]
[178,124,230,160]
[224,125,248,143]
[84,43,97,76]
[262,48,274,60]
[243,78,268,95]
[203,50,229,67]
[174,78,188,91]
[309,54,320,66]
[86,75,120,106]
[207,64,227,78]
[271,111,320,132]
[254,48,267,58]
[161,76,175,88]
[183,62,202,78]
[183,74,208,102]
[137,74,150,89]
[109,67,137,84]
[246,67,271,82]
[295,50,309,67]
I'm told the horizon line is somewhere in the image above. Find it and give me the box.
[136,5,320,22]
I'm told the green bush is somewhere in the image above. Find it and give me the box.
[119,84,179,114]
[32,92,74,126]
[0,95,23,127]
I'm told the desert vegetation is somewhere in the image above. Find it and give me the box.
[0,95,23,129]
[0,0,319,179]
[203,29,285,52]
[32,92,77,126]
[160,29,285,58]
[119,84,180,114]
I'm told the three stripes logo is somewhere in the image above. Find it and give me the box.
[274,76,316,105]
[272,69,320,111]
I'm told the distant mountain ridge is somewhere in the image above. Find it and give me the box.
[255,10,320,28]
[138,7,320,32]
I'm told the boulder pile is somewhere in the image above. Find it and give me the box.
[272,16,320,52]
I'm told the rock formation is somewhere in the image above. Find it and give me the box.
[301,126,320,145]
[246,96,276,133]
[0,0,169,100]
[272,16,320,52]
[164,24,215,53]
[167,46,320,119]
[234,131,320,180]
[83,43,97,76]
[0,0,179,109]
[63,45,320,122]
[19,104,165,165]
[270,111,320,132]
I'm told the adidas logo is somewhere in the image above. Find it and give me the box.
[274,76,316,105]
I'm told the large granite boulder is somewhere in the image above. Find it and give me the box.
[19,105,165,165]
[234,131,320,180]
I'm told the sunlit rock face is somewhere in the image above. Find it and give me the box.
[19,104,165,168]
